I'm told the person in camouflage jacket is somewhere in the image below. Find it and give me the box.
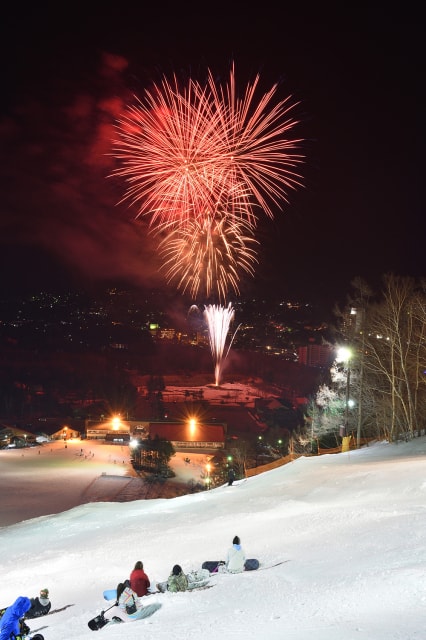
[167,565,188,592]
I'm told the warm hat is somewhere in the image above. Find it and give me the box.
[172,564,182,576]
[232,536,240,545]
[40,589,49,597]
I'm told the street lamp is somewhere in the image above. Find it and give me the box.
[111,416,121,431]
[189,418,196,437]
[337,347,352,436]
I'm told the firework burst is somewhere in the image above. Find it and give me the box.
[113,63,303,301]
[113,63,304,384]
[157,210,258,301]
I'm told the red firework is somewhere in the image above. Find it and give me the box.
[113,63,303,301]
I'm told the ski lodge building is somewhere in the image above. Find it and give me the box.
[85,417,226,451]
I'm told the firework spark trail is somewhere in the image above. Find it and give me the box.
[114,66,303,227]
[113,63,303,302]
[204,67,304,218]
[204,303,239,387]
[158,210,259,301]
[114,76,235,229]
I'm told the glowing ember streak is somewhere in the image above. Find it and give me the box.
[204,303,239,387]
[158,213,258,302]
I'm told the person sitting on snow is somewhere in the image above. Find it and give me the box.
[157,564,209,592]
[129,561,151,597]
[0,596,31,640]
[26,589,51,619]
[116,582,143,620]
[167,565,188,592]
[226,535,246,573]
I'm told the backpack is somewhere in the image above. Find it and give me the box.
[125,595,137,615]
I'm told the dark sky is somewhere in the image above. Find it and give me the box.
[0,3,424,310]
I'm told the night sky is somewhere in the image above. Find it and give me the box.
[0,3,424,310]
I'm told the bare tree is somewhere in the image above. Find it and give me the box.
[353,275,426,441]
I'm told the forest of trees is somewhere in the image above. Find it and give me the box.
[307,274,426,445]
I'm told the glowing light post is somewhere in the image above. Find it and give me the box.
[256,435,263,467]
[189,417,197,434]
[337,347,352,437]
[188,417,197,449]
[111,415,122,431]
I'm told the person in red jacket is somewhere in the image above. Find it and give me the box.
[129,561,151,597]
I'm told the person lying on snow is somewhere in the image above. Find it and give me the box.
[26,589,51,619]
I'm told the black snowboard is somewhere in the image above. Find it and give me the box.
[202,558,259,573]
[88,612,123,630]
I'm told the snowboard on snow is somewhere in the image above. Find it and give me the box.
[123,603,161,620]
[202,558,260,573]
[89,601,161,630]
[88,613,123,631]
[87,589,161,631]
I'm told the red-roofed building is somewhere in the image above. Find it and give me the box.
[149,422,226,450]
[84,418,226,450]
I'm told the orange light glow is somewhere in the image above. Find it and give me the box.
[111,416,121,430]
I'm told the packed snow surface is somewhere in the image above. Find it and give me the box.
[1,437,425,640]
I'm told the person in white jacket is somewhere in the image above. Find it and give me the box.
[116,582,143,620]
[226,535,246,573]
